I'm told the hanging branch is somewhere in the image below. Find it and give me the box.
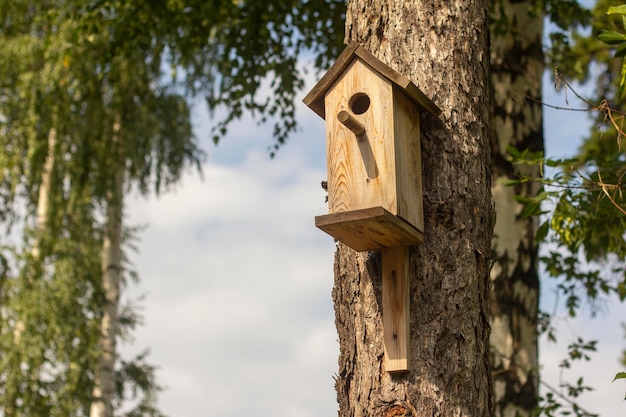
[540,379,599,417]
[522,72,626,216]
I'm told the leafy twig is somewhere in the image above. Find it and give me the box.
[540,379,599,417]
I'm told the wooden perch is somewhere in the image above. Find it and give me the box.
[337,110,365,136]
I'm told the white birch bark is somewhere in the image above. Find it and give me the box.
[13,126,56,343]
[90,120,124,417]
[489,2,543,415]
[5,126,57,415]
[33,126,57,258]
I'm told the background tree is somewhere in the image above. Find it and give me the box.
[505,0,626,319]
[488,1,544,413]
[0,4,106,414]
[502,0,626,410]
[534,0,626,314]
[487,0,597,414]
[0,2,199,415]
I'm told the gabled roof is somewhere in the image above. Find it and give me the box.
[303,41,442,120]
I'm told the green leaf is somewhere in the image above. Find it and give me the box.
[615,42,626,58]
[506,145,521,159]
[607,5,626,16]
[536,221,550,242]
[614,372,626,381]
[522,201,542,217]
[501,177,528,186]
[513,194,533,204]
[598,30,626,45]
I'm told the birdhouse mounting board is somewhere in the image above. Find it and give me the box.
[382,246,410,373]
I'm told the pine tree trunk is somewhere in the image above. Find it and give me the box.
[90,121,124,417]
[488,3,543,416]
[333,1,494,416]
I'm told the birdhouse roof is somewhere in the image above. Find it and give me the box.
[303,41,441,120]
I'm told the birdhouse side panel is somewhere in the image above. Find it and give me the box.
[325,59,397,216]
[393,89,424,232]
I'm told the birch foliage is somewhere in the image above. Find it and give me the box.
[0,1,198,415]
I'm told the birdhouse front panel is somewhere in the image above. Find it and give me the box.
[324,58,398,218]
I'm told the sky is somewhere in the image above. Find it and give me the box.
[121,63,626,416]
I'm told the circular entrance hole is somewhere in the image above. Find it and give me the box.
[349,92,371,115]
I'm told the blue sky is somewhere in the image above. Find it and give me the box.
[122,60,626,416]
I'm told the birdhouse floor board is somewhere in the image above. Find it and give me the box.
[315,207,424,252]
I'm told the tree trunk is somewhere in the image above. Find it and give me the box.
[4,126,57,416]
[16,125,57,338]
[333,1,494,416]
[488,3,543,416]
[32,126,57,260]
[90,120,124,417]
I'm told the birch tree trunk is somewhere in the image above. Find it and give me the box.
[90,120,124,417]
[14,126,56,342]
[4,126,57,416]
[333,1,494,415]
[32,126,57,260]
[489,3,543,416]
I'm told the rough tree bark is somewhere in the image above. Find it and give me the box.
[90,120,124,417]
[332,1,494,416]
[488,3,543,416]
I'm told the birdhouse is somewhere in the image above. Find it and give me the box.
[303,42,441,252]
[304,43,442,373]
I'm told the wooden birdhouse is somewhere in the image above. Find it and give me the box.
[303,42,441,252]
[304,42,441,374]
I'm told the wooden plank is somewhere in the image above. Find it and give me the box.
[382,246,410,373]
[393,88,424,231]
[315,207,424,252]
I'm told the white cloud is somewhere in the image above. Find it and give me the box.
[123,118,338,416]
